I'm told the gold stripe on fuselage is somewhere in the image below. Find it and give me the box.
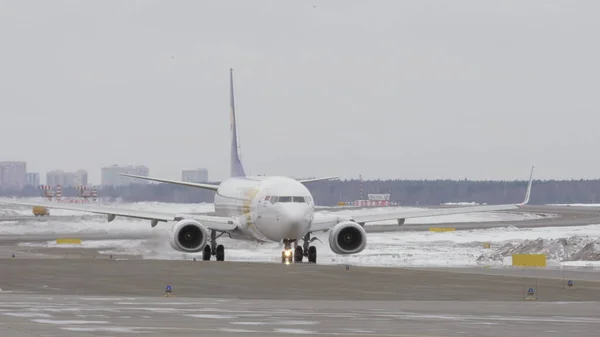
[242,187,259,214]
[241,187,262,238]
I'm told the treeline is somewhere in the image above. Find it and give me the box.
[1,179,599,206]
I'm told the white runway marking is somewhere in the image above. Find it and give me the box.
[32,319,109,325]
[3,312,52,318]
[61,326,148,333]
[187,313,236,319]
[275,328,316,334]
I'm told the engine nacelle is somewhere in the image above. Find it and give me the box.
[168,219,209,253]
[328,221,367,255]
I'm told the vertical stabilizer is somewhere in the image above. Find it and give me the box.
[229,68,246,177]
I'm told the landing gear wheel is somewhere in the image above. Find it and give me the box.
[216,244,225,261]
[308,246,317,263]
[202,245,211,261]
[294,246,303,263]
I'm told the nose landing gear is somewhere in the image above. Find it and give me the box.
[282,239,294,263]
[281,235,319,264]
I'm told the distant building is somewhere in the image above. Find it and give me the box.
[0,161,27,190]
[101,165,149,187]
[26,172,40,187]
[46,170,88,187]
[182,168,209,183]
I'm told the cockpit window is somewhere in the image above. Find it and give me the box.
[267,196,309,204]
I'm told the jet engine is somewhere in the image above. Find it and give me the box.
[168,219,209,253]
[328,221,367,255]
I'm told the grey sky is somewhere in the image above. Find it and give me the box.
[1,0,599,183]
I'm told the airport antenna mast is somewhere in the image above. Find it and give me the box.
[359,174,364,201]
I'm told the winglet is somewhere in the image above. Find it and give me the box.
[519,166,534,206]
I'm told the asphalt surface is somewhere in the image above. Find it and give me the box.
[1,260,600,336]
[1,294,600,337]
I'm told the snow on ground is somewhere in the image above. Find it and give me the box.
[0,199,215,217]
[13,217,600,268]
[6,201,600,268]
[18,224,600,267]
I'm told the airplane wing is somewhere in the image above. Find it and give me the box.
[309,166,535,233]
[0,199,237,232]
[297,176,339,184]
[122,173,338,188]
[119,174,220,191]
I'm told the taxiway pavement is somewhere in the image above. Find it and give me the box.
[2,294,600,337]
[1,260,600,336]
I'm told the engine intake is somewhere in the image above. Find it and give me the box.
[328,221,367,255]
[169,219,209,253]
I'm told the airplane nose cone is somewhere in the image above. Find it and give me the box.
[282,205,311,227]
[266,204,312,241]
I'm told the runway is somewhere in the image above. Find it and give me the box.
[1,260,600,336]
[1,295,600,337]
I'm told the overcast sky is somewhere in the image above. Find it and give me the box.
[1,0,599,183]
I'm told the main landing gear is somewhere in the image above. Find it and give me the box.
[282,234,318,264]
[202,230,225,262]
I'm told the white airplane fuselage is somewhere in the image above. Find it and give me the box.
[213,176,315,243]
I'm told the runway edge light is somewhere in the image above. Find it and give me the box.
[525,287,537,300]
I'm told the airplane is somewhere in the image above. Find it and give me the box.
[0,68,535,264]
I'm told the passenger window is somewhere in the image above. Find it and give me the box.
[278,196,292,202]
[293,196,305,203]
[270,196,279,204]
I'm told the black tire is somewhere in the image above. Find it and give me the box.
[308,246,317,263]
[216,244,225,261]
[202,245,211,261]
[294,246,303,263]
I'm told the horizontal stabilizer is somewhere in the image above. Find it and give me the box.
[119,174,220,191]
